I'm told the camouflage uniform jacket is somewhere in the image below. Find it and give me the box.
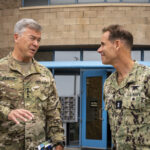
[104,62,150,150]
[0,53,64,150]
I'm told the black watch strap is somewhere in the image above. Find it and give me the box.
[54,141,65,147]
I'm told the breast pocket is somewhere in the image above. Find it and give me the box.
[122,85,148,126]
[31,83,50,112]
[123,85,146,110]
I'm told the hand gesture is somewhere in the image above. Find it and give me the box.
[8,109,34,124]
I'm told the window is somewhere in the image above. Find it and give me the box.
[35,51,53,61]
[55,51,80,61]
[51,0,76,5]
[144,51,150,61]
[22,0,150,7]
[131,51,141,61]
[83,51,101,61]
[23,0,48,7]
[107,0,120,2]
[78,0,105,3]
[55,75,80,96]
[123,0,149,2]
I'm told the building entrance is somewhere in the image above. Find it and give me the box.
[81,70,107,149]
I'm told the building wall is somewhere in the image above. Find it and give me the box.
[0,0,150,58]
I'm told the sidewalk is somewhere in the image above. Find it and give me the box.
[64,148,81,150]
[64,147,111,150]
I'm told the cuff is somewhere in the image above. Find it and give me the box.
[0,105,11,121]
[53,141,65,148]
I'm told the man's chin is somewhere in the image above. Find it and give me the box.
[102,61,110,65]
[28,52,36,58]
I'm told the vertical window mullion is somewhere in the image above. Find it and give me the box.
[80,50,83,61]
[75,0,78,4]
[48,0,50,5]
[22,0,24,6]
[141,50,144,61]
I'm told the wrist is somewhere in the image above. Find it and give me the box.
[54,141,65,148]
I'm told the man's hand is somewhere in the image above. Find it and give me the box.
[8,109,34,124]
[55,145,64,150]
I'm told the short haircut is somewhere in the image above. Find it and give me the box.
[102,24,133,49]
[14,18,42,35]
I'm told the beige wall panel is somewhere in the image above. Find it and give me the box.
[70,11,84,18]
[83,24,97,31]
[84,10,97,18]
[0,0,21,9]
[1,2,150,57]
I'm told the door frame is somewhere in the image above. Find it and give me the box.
[80,69,107,149]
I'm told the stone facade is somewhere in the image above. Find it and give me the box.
[0,1,150,58]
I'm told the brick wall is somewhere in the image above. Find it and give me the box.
[0,0,21,9]
[0,2,150,58]
[0,0,21,57]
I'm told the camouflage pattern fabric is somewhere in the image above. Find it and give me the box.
[0,53,65,150]
[104,61,150,150]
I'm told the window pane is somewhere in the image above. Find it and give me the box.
[122,0,149,2]
[55,51,80,61]
[67,122,79,145]
[86,77,102,140]
[35,51,53,61]
[78,0,104,3]
[83,51,101,61]
[24,0,48,6]
[144,51,150,61]
[55,75,80,96]
[107,0,121,2]
[51,0,75,5]
[131,51,141,61]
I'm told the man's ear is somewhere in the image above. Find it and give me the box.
[114,39,121,51]
[14,33,19,42]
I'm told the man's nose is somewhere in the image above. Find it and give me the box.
[33,40,39,47]
[97,46,102,53]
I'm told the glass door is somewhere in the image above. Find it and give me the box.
[81,70,107,149]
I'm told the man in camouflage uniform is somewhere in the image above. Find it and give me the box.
[0,18,65,150]
[97,25,150,150]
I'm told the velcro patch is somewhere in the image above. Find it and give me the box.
[116,101,122,109]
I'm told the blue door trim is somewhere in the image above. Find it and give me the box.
[81,69,107,149]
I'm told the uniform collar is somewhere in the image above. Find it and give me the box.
[111,61,138,90]
[8,52,42,75]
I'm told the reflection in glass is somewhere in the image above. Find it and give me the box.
[144,51,150,61]
[123,0,148,2]
[131,51,141,61]
[51,0,75,5]
[83,51,101,61]
[24,0,48,6]
[55,51,80,61]
[86,77,102,140]
[79,0,104,3]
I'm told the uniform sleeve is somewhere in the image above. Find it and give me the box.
[145,74,150,98]
[46,73,65,145]
[0,85,11,121]
[0,104,11,121]
[103,81,108,111]
[103,80,116,146]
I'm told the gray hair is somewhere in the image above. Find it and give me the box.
[14,18,42,35]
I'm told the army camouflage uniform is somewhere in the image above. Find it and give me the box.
[104,62,150,150]
[0,53,65,150]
